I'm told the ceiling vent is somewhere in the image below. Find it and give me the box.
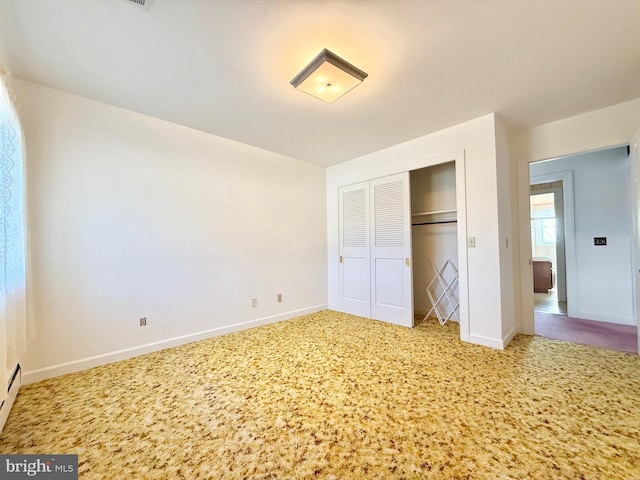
[126,0,154,11]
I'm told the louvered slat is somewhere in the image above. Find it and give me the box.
[374,180,405,247]
[342,188,367,247]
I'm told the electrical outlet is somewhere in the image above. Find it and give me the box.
[139,317,147,327]
[251,298,258,308]
[277,293,283,303]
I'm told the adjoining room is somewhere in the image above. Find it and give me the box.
[529,147,638,354]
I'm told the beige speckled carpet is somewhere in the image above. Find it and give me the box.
[1,310,639,479]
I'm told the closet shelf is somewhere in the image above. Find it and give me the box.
[411,209,457,226]
[412,209,456,216]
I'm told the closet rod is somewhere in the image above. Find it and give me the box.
[412,220,458,226]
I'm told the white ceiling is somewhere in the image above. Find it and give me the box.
[1,0,639,167]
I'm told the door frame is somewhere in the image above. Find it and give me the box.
[529,182,567,302]
[629,131,640,354]
[529,170,576,319]
[518,145,638,346]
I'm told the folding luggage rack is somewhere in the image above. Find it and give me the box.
[425,258,460,325]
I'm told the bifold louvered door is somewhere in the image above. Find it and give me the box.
[338,173,413,326]
[338,182,371,318]
[370,173,413,326]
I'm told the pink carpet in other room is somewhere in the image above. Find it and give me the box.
[535,311,638,354]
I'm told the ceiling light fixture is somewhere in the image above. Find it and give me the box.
[290,49,368,104]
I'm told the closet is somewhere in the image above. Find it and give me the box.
[338,172,413,327]
[336,152,467,334]
[410,162,460,324]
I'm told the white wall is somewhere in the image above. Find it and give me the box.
[410,163,459,316]
[0,26,10,72]
[511,99,640,163]
[530,147,634,325]
[15,80,328,383]
[327,114,516,349]
[512,97,640,334]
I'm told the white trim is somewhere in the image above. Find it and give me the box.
[0,367,21,433]
[469,326,516,350]
[502,326,518,348]
[468,333,507,350]
[22,305,327,385]
[519,141,631,170]
[455,151,469,342]
[575,311,635,326]
[530,182,566,302]
[469,326,518,350]
[516,156,535,334]
[630,130,640,354]
[326,148,466,190]
[529,170,577,324]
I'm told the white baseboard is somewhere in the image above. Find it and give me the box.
[468,333,508,350]
[23,304,327,385]
[575,311,635,326]
[502,325,518,348]
[0,366,21,433]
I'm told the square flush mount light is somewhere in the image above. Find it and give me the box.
[290,48,368,104]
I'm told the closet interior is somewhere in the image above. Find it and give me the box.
[410,162,460,324]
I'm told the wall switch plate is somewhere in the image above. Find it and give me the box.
[468,236,476,248]
[277,293,283,303]
[594,237,607,246]
[251,298,258,308]
[139,317,147,326]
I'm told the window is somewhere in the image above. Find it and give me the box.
[0,72,28,400]
[530,192,556,249]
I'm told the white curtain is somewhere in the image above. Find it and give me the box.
[0,70,28,401]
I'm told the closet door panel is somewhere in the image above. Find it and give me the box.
[342,257,369,301]
[338,182,371,317]
[373,258,405,307]
[370,173,413,326]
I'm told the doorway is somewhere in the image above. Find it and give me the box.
[530,183,566,315]
[528,146,637,353]
[411,162,460,325]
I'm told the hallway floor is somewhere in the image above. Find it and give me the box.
[534,290,637,354]
[534,288,567,315]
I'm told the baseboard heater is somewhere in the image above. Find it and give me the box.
[0,364,21,433]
